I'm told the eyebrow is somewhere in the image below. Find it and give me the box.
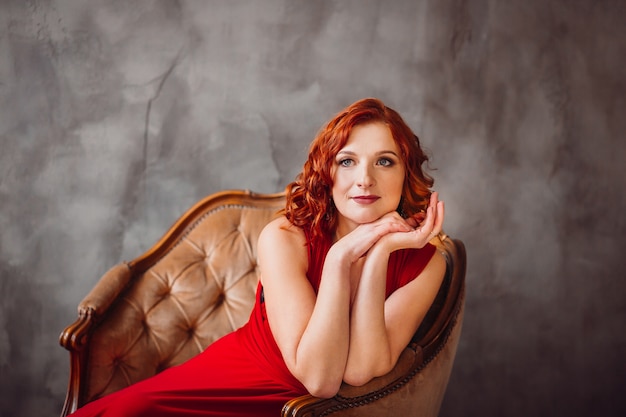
[336,150,400,157]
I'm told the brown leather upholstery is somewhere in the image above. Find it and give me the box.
[59,190,466,417]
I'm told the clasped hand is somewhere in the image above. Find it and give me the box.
[337,192,445,263]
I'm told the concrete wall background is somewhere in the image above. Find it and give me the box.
[1,0,624,416]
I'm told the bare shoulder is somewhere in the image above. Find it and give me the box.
[259,216,307,247]
[258,216,308,280]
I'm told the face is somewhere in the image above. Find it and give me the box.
[331,122,405,238]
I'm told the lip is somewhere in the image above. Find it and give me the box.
[351,195,380,205]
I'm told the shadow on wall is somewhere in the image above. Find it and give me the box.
[0,262,67,412]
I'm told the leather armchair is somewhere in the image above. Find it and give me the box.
[59,190,466,417]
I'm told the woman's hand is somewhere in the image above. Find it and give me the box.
[330,211,414,263]
[330,192,444,263]
[376,192,445,254]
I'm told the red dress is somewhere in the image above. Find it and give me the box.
[69,235,435,417]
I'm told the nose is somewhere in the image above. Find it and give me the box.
[356,164,375,188]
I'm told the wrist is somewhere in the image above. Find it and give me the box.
[326,244,354,269]
[367,240,392,262]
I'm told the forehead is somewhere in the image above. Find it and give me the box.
[342,122,398,152]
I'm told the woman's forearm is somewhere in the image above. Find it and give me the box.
[343,246,394,386]
[291,248,353,397]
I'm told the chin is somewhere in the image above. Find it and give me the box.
[350,213,385,224]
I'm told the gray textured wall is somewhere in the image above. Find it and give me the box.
[1,0,624,416]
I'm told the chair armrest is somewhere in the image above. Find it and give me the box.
[281,347,421,416]
[59,262,132,351]
[58,263,132,417]
[335,345,419,398]
[78,263,133,315]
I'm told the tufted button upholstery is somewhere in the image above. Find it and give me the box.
[83,203,282,402]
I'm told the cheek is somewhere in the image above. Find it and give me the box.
[331,169,350,192]
[390,173,405,201]
[388,169,405,189]
[331,179,347,201]
[397,179,404,195]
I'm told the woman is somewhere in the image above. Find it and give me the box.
[69,98,445,416]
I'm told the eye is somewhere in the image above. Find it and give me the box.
[377,157,394,167]
[338,158,354,167]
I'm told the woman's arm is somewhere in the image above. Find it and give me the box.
[343,248,446,385]
[258,217,352,398]
[343,195,446,385]
[258,213,415,397]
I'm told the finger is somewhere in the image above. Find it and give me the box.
[429,191,439,210]
[418,206,436,235]
[386,211,415,231]
[430,201,445,237]
[436,200,445,229]
[373,215,413,235]
[424,192,438,226]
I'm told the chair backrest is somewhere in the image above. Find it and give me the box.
[412,235,465,357]
[61,191,285,409]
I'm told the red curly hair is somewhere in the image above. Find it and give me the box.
[284,98,434,242]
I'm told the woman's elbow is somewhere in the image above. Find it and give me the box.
[297,367,343,398]
[304,378,342,399]
[343,360,394,387]
[289,360,343,398]
[343,370,373,387]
